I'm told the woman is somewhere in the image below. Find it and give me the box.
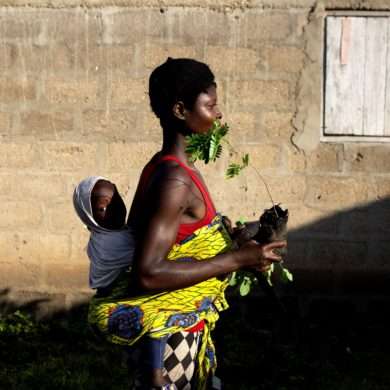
[88,58,285,390]
[126,58,285,389]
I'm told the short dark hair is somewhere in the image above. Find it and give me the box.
[148,58,215,125]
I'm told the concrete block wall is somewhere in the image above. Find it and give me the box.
[1,0,389,310]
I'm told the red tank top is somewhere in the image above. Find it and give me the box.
[140,155,213,332]
[140,155,216,244]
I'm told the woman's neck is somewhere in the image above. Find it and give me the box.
[161,127,193,166]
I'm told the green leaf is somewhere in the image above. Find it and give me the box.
[229,272,237,286]
[262,263,274,286]
[236,216,246,225]
[225,154,249,179]
[239,277,252,296]
[279,265,294,283]
[209,135,220,162]
[226,163,241,178]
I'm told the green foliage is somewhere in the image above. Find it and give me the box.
[280,265,294,283]
[235,216,246,226]
[229,271,257,296]
[186,120,249,178]
[263,263,275,286]
[0,310,39,335]
[229,261,293,296]
[259,262,294,288]
[0,308,130,390]
[226,153,250,179]
[185,121,229,164]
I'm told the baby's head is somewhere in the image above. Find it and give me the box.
[91,179,127,230]
[73,176,127,231]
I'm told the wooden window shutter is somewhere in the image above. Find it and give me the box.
[324,16,390,139]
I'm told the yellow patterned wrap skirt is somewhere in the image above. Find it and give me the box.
[88,214,233,389]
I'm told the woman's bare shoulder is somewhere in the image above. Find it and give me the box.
[149,158,193,189]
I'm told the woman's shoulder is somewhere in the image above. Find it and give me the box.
[147,153,193,186]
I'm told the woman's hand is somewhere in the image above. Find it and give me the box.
[236,240,287,272]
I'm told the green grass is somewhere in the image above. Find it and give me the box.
[1,298,389,390]
[0,308,130,390]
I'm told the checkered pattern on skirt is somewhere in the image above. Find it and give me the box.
[162,330,201,389]
[132,330,201,390]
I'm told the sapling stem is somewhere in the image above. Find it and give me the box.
[223,138,279,217]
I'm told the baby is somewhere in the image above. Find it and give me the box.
[73,176,135,290]
[73,176,173,389]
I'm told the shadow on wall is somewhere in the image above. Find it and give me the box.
[0,288,50,315]
[286,196,390,301]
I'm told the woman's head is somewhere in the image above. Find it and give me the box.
[149,58,220,131]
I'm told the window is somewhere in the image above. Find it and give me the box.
[322,13,390,142]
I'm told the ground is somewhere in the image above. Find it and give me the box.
[1,292,389,390]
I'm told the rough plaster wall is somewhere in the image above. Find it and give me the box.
[1,0,390,9]
[1,0,390,310]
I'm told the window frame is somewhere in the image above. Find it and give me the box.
[321,10,390,143]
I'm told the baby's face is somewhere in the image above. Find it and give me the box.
[91,180,126,229]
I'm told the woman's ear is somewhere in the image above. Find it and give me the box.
[172,101,186,120]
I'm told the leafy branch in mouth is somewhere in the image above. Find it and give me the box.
[186,121,251,179]
[185,121,229,165]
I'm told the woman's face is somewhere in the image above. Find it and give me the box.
[91,180,126,230]
[184,85,222,134]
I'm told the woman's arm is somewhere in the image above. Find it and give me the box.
[133,165,285,292]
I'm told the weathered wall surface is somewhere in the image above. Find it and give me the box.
[1,0,389,311]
